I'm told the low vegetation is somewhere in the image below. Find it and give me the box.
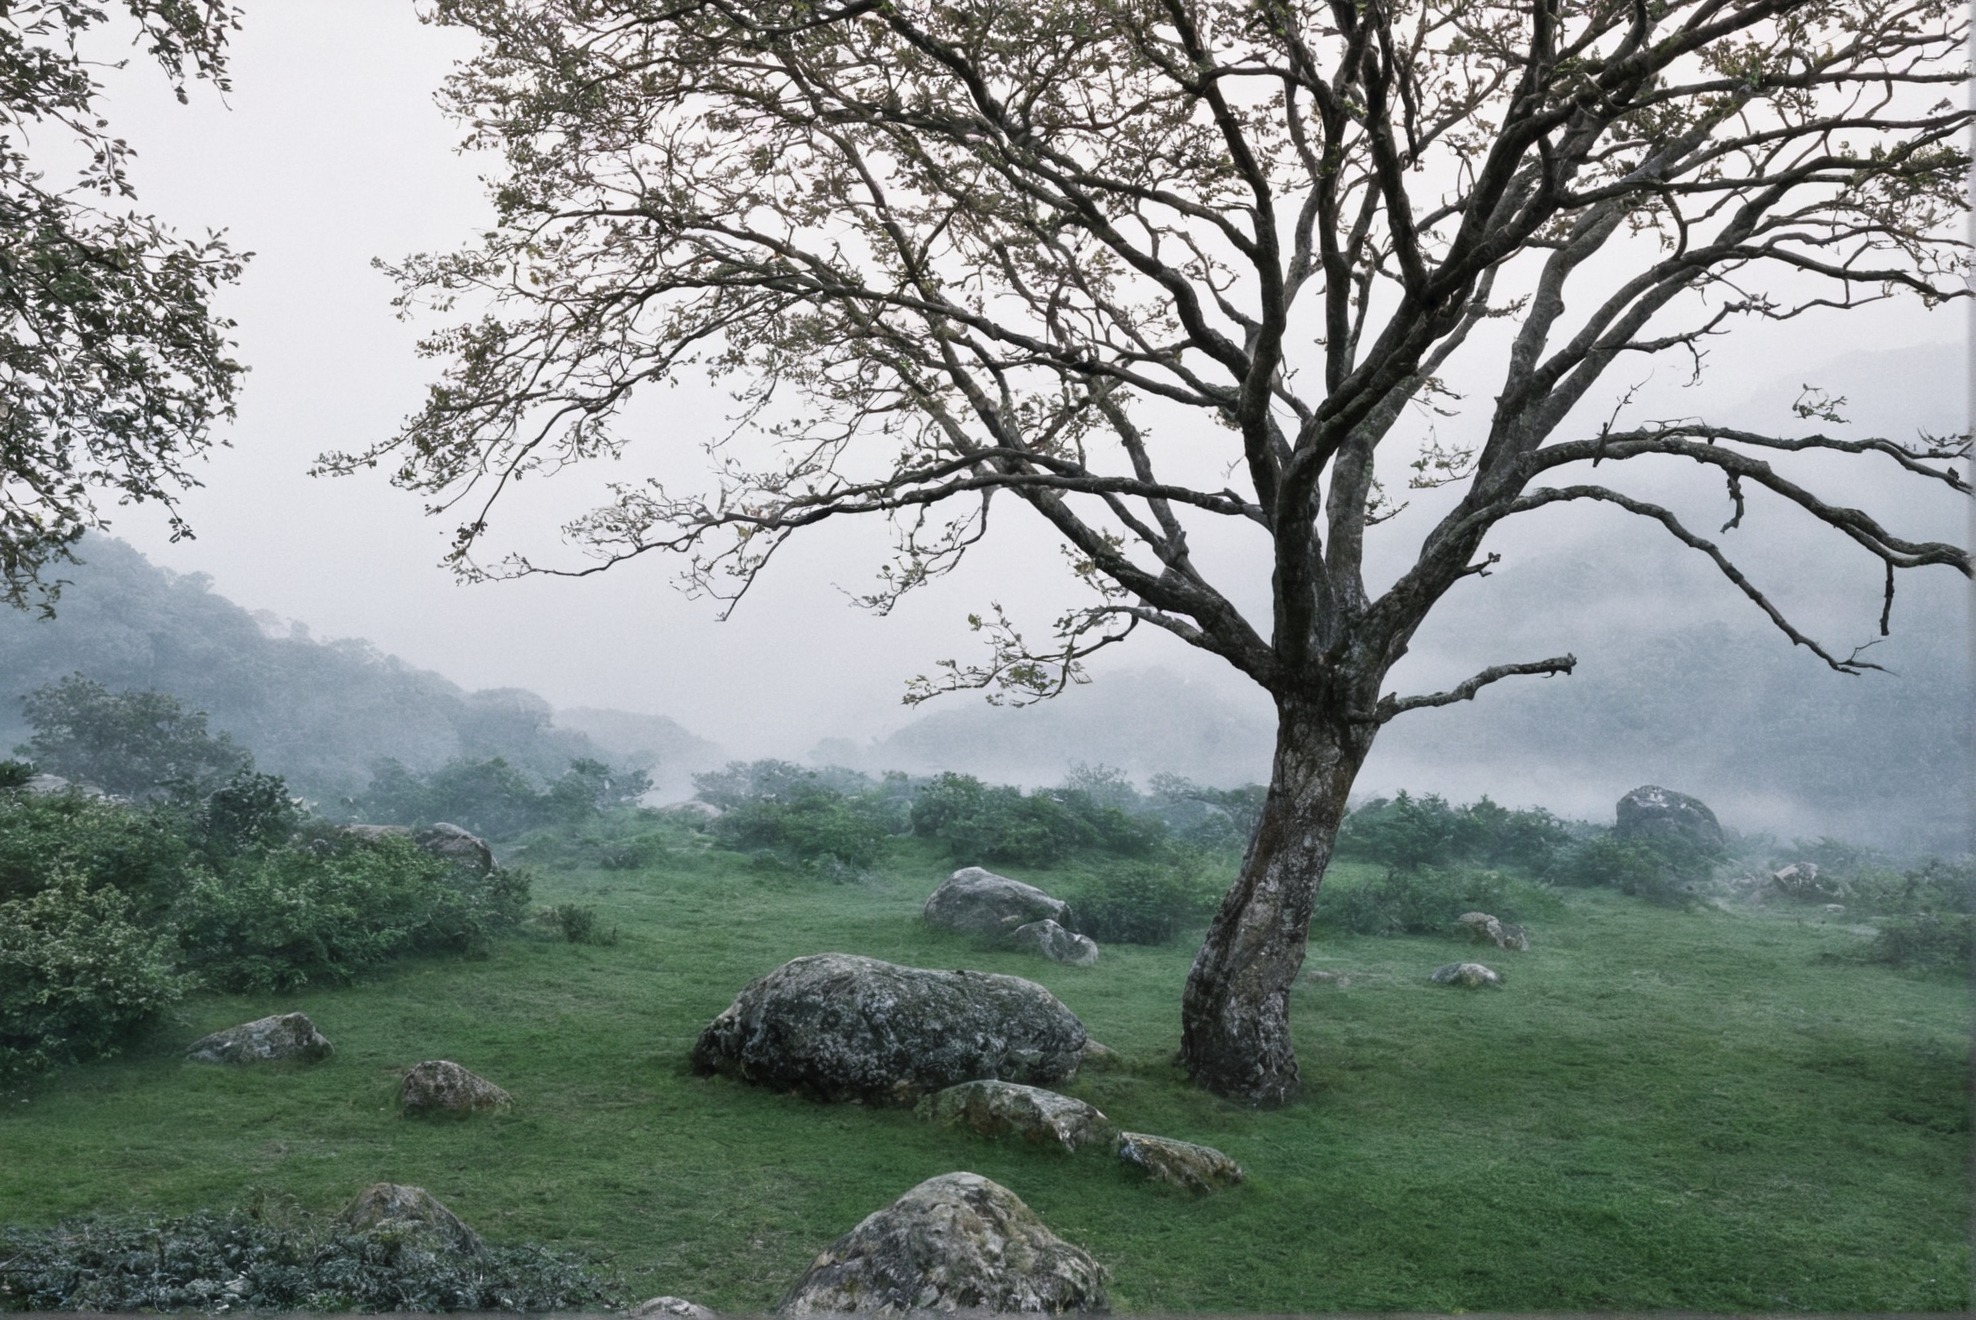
[0,750,1967,1312]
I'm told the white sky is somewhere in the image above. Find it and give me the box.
[97,1,1968,760]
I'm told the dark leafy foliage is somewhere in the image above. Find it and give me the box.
[171,836,529,993]
[1337,792,1571,874]
[1313,866,1518,936]
[0,785,192,913]
[1066,858,1221,945]
[0,1207,622,1313]
[909,772,1165,867]
[1545,833,1702,908]
[17,675,251,798]
[710,784,896,874]
[353,755,650,840]
[0,876,186,1084]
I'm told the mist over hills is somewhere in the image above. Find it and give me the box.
[0,538,716,803]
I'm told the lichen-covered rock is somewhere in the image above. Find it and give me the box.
[1429,961,1504,989]
[339,1182,482,1254]
[1077,1040,1120,1071]
[777,1172,1108,1315]
[924,868,1075,939]
[415,822,495,876]
[1115,1133,1244,1193]
[399,1059,512,1116]
[1009,919,1099,967]
[692,954,1087,1105]
[628,1297,718,1319]
[185,1012,333,1064]
[1614,785,1724,853]
[916,1081,1114,1153]
[1456,911,1529,951]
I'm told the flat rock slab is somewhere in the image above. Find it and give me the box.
[923,867,1074,939]
[400,1059,512,1116]
[1115,1132,1245,1194]
[1430,961,1504,989]
[916,1080,1114,1153]
[186,1012,333,1064]
[340,1182,482,1254]
[627,1297,718,1319]
[1009,918,1100,967]
[692,953,1087,1106]
[777,1172,1108,1315]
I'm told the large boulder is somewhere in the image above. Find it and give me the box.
[924,868,1075,940]
[1009,919,1099,967]
[777,1172,1108,1315]
[339,1183,482,1254]
[399,1060,512,1116]
[1614,785,1724,854]
[415,822,495,876]
[186,1012,333,1064]
[691,953,1087,1105]
[916,1081,1115,1153]
[1115,1133,1245,1194]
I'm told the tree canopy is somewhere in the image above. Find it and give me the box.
[0,1,245,611]
[343,0,1972,1102]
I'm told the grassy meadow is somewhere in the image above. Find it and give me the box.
[0,836,1968,1313]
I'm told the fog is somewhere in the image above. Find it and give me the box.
[37,1,1962,850]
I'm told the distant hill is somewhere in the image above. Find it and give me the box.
[554,707,726,798]
[0,538,713,803]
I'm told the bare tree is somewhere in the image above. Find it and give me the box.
[0,2,245,611]
[333,0,1971,1103]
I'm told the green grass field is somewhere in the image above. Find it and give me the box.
[1,839,1967,1313]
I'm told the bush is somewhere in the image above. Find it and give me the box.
[0,875,187,1084]
[910,772,1164,867]
[16,675,251,799]
[536,903,619,946]
[710,784,894,874]
[1337,792,1571,874]
[0,789,192,914]
[195,768,301,861]
[1146,774,1266,850]
[171,838,529,992]
[0,1208,623,1312]
[1313,865,1515,936]
[1546,833,1701,907]
[1865,912,1973,975]
[1066,859,1221,945]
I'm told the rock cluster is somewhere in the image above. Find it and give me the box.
[924,868,1101,966]
[778,1172,1109,1315]
[1456,910,1529,951]
[185,1012,333,1064]
[691,953,1088,1105]
[399,1059,512,1116]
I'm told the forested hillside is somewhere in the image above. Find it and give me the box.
[0,539,671,804]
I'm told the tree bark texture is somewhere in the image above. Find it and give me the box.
[1179,695,1372,1106]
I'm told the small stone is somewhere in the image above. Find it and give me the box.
[339,1182,482,1254]
[1115,1132,1245,1193]
[1429,961,1504,989]
[916,1080,1115,1153]
[186,1012,333,1064]
[777,1172,1107,1314]
[399,1060,512,1116]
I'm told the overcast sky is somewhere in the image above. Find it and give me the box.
[97,1,1969,761]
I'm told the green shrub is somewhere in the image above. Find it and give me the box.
[710,784,894,874]
[1066,859,1221,945]
[909,772,1165,867]
[0,875,187,1084]
[0,790,192,914]
[536,903,619,946]
[1313,865,1515,936]
[1545,833,1700,907]
[1337,792,1571,874]
[0,1208,622,1312]
[171,838,529,992]
[195,768,301,861]
[16,675,252,799]
[0,760,32,790]
[1865,912,1973,975]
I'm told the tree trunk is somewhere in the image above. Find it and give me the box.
[1179,693,1371,1105]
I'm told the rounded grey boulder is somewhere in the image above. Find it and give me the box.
[1614,785,1724,853]
[186,1012,333,1064]
[924,867,1075,939]
[691,953,1088,1105]
[777,1171,1109,1315]
[340,1182,483,1254]
[1009,919,1100,967]
[415,822,495,876]
[1430,961,1504,989]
